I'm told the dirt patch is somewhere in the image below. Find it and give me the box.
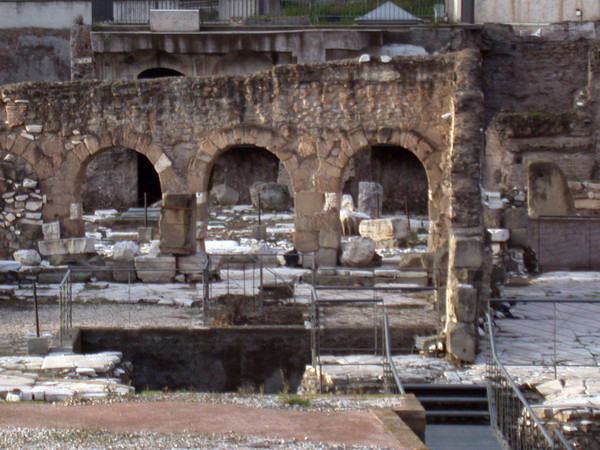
[210,295,303,326]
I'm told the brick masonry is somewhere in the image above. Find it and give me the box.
[528,217,600,270]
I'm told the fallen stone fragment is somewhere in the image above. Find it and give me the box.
[340,237,376,267]
[13,249,41,266]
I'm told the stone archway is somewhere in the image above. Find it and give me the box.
[343,145,429,216]
[79,147,162,213]
[186,125,299,252]
[50,129,184,238]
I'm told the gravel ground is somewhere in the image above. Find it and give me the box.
[0,393,405,449]
[63,391,411,412]
[0,428,377,449]
[0,299,203,356]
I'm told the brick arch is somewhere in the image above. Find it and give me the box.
[337,128,443,191]
[187,125,299,194]
[69,128,185,195]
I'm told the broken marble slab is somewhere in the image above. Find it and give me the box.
[38,238,96,256]
[41,352,122,373]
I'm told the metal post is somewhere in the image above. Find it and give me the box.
[537,216,541,271]
[128,270,132,325]
[405,196,410,231]
[33,283,40,338]
[259,258,264,312]
[373,301,377,356]
[144,192,148,228]
[553,302,558,379]
[258,192,261,225]
[243,262,246,297]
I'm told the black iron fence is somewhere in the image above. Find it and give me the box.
[92,0,443,25]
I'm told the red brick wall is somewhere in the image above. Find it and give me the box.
[528,217,600,270]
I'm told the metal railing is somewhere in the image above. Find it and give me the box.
[382,312,405,394]
[203,253,297,321]
[58,269,72,348]
[487,312,572,450]
[93,0,440,25]
[489,298,600,377]
[309,284,436,393]
[309,285,384,393]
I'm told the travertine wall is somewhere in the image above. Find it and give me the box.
[0,52,486,360]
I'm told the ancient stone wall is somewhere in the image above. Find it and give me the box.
[481,26,593,125]
[81,147,138,213]
[481,26,600,203]
[0,51,485,361]
[0,54,458,239]
[484,112,595,192]
[0,149,43,258]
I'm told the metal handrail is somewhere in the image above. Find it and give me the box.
[310,284,403,394]
[487,312,572,450]
[491,297,600,304]
[383,312,404,394]
[58,269,72,348]
[248,254,296,305]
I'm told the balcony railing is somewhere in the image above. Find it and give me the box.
[92,0,443,25]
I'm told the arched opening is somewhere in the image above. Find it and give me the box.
[0,149,42,258]
[344,145,428,216]
[207,145,293,246]
[80,147,162,213]
[341,144,430,249]
[138,67,185,79]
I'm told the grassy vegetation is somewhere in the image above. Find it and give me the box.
[82,283,105,291]
[279,392,311,407]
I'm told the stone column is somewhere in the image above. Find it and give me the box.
[159,193,196,255]
[63,202,84,237]
[444,49,488,363]
[445,233,485,362]
[294,191,341,267]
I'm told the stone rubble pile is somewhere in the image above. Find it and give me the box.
[0,352,134,403]
[569,180,600,212]
[0,149,44,259]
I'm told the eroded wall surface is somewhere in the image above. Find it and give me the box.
[0,53,487,360]
[0,29,70,85]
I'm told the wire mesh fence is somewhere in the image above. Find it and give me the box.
[309,283,436,393]
[486,312,573,450]
[489,298,600,376]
